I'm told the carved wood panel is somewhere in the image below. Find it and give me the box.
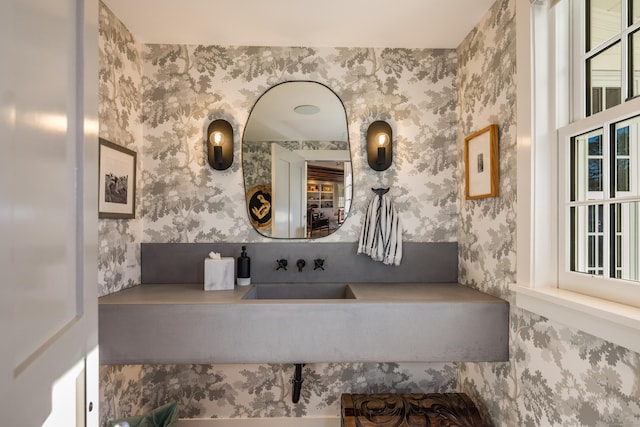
[341,393,485,427]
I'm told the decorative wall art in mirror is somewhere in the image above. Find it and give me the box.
[243,81,352,239]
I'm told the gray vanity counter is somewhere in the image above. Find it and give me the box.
[98,282,504,304]
[99,282,509,364]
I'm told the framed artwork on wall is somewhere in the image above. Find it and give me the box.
[464,124,499,200]
[98,138,136,219]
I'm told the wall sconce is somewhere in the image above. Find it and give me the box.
[207,119,233,170]
[366,120,392,171]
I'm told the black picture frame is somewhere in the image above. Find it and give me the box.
[98,138,136,219]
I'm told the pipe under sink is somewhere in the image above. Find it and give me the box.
[241,283,356,300]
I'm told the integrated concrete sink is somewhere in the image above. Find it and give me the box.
[99,283,510,364]
[242,283,356,300]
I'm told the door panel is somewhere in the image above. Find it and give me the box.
[272,144,306,238]
[1,0,99,425]
[288,159,305,238]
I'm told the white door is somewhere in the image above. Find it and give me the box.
[272,144,306,238]
[0,0,99,425]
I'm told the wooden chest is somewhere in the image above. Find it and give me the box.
[341,393,485,427]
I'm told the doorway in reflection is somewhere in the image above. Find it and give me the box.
[306,161,352,238]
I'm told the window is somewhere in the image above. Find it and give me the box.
[557,1,640,308]
[560,110,640,307]
[586,0,640,116]
[513,0,640,355]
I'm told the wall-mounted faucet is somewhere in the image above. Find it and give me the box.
[277,258,324,272]
[276,259,288,271]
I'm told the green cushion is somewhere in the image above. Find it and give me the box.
[109,401,179,427]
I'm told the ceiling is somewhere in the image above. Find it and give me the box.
[101,0,495,48]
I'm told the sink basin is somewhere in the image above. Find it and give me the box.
[242,283,355,300]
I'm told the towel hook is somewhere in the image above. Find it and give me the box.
[371,187,389,197]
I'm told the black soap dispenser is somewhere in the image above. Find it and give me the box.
[237,246,251,286]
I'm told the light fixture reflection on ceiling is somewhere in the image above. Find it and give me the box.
[293,104,320,115]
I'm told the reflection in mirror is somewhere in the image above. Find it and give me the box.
[243,81,352,239]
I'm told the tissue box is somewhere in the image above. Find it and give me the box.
[204,257,234,291]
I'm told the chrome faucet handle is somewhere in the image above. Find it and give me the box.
[296,259,306,272]
[313,258,325,270]
[276,259,288,271]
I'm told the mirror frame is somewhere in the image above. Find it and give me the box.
[242,81,352,239]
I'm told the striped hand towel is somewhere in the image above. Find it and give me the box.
[357,192,403,266]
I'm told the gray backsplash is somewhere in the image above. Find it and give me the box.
[141,242,457,284]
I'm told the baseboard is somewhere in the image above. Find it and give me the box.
[178,417,340,427]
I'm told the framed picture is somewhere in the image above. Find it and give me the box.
[98,138,136,219]
[464,124,499,200]
[246,185,272,230]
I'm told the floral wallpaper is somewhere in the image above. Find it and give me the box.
[140,44,458,243]
[100,363,456,425]
[456,0,640,425]
[241,141,271,192]
[98,2,143,296]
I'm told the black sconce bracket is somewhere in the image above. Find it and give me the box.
[366,120,392,171]
[206,119,234,170]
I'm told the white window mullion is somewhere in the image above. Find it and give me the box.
[572,0,585,121]
[633,122,639,195]
[576,204,587,272]
[603,122,612,278]
[625,204,632,280]
[632,203,639,280]
[623,0,631,101]
[629,121,639,280]
[602,202,611,277]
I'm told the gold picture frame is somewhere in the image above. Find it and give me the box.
[464,124,499,200]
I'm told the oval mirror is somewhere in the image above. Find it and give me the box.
[243,81,352,239]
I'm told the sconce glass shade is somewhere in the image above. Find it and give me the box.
[207,119,233,170]
[367,120,392,171]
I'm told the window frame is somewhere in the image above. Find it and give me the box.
[512,0,640,354]
[558,101,640,309]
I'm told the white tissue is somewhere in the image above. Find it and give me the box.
[208,251,221,260]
